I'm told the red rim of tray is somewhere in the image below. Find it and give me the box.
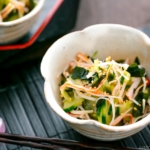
[0,0,64,51]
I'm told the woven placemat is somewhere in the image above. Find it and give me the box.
[0,57,149,150]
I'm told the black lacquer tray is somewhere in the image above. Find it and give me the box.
[0,0,80,68]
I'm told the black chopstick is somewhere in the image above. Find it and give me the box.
[0,137,71,150]
[0,133,147,150]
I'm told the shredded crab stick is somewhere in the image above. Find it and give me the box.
[59,52,150,126]
[1,3,15,20]
[111,113,134,126]
[126,77,141,100]
[11,0,25,17]
[76,52,93,64]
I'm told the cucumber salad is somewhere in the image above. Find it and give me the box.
[59,52,150,126]
[0,0,37,22]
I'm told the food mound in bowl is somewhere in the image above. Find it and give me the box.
[0,0,37,22]
[59,52,150,126]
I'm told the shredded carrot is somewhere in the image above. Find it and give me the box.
[1,3,15,19]
[77,52,89,62]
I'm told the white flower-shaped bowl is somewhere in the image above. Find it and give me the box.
[41,24,150,141]
[0,0,45,44]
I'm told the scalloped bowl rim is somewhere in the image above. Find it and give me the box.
[41,24,150,133]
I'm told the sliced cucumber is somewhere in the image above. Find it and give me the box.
[116,100,133,124]
[23,0,36,10]
[61,90,72,102]
[116,100,133,115]
[4,11,19,22]
[96,100,112,124]
[99,81,114,94]
[91,73,105,88]
[63,96,84,112]
[83,100,97,120]
[0,0,4,11]
[133,91,149,117]
[91,73,100,87]
[3,0,10,5]
[28,0,36,10]
[123,71,131,83]
[108,73,115,82]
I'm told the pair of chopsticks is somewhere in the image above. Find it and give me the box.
[0,133,147,150]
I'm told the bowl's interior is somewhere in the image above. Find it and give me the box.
[41,24,150,130]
